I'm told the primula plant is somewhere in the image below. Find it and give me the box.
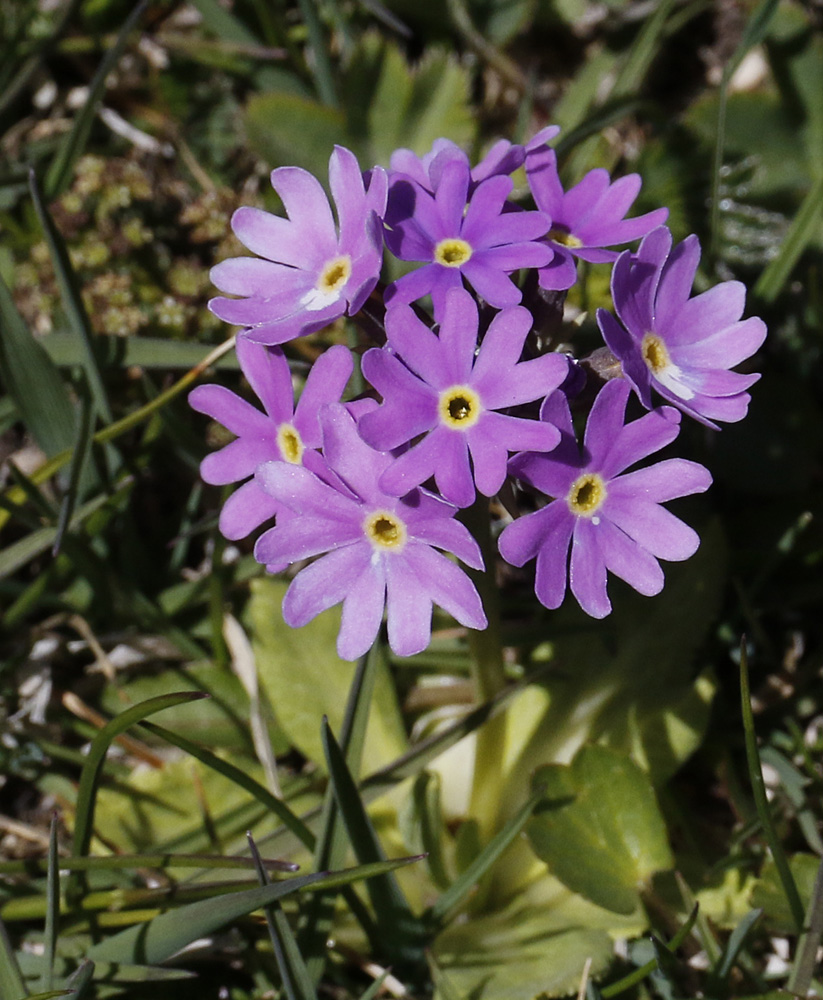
[186,130,771,996]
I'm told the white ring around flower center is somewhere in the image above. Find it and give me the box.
[641,332,695,401]
[300,255,352,311]
[567,472,607,517]
[438,385,482,430]
[363,509,407,552]
[434,238,472,268]
[277,423,304,464]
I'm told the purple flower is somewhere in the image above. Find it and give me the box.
[254,405,487,660]
[359,287,569,508]
[384,156,552,313]
[388,126,561,194]
[525,144,668,291]
[598,227,767,428]
[189,340,354,539]
[209,146,387,345]
[499,379,712,618]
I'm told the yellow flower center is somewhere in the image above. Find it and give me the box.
[641,332,670,375]
[439,385,482,430]
[317,255,351,294]
[567,472,607,517]
[277,423,304,464]
[363,510,407,551]
[547,227,583,249]
[434,238,473,268]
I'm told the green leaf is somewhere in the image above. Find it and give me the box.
[0,270,76,457]
[86,858,420,965]
[71,693,210,863]
[527,745,673,915]
[39,333,241,370]
[0,916,26,1000]
[41,815,59,992]
[434,912,613,1000]
[754,172,823,302]
[248,834,317,1000]
[245,92,348,176]
[322,718,426,967]
[426,792,542,928]
[29,171,111,423]
[249,578,407,772]
[751,852,820,933]
[44,2,147,198]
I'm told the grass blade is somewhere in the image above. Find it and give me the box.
[600,905,699,998]
[788,856,823,997]
[0,915,26,1000]
[71,693,209,865]
[712,908,762,981]
[0,853,296,877]
[85,857,421,965]
[300,646,380,980]
[248,834,317,1000]
[41,815,60,993]
[44,1,148,199]
[139,719,315,850]
[63,959,94,999]
[0,271,76,457]
[754,173,823,303]
[322,718,426,969]
[739,641,805,931]
[425,790,542,928]
[51,384,94,558]
[29,171,112,424]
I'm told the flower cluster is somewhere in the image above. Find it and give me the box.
[193,133,765,658]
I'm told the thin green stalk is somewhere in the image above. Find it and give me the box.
[463,498,508,843]
[739,643,804,932]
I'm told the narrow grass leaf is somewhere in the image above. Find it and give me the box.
[0,486,123,581]
[139,719,314,850]
[322,718,426,966]
[600,905,698,998]
[0,916,26,1000]
[40,334,241,371]
[359,970,391,1000]
[611,0,678,99]
[712,908,762,982]
[294,0,337,107]
[248,834,317,1000]
[788,856,823,997]
[25,992,71,999]
[739,642,805,931]
[301,647,380,981]
[0,335,236,534]
[41,815,60,992]
[0,853,296,877]
[44,1,148,198]
[63,959,94,999]
[52,384,94,557]
[754,173,823,302]
[29,171,111,423]
[0,271,76,456]
[426,791,542,928]
[71,693,209,864]
[86,858,420,965]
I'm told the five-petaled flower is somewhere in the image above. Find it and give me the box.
[188,340,354,539]
[359,287,569,508]
[209,146,387,345]
[384,155,552,314]
[253,405,488,660]
[598,226,767,428]
[499,379,712,619]
[526,143,668,291]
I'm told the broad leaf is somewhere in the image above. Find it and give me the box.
[527,745,673,914]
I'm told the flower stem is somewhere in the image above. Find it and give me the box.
[463,498,508,845]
